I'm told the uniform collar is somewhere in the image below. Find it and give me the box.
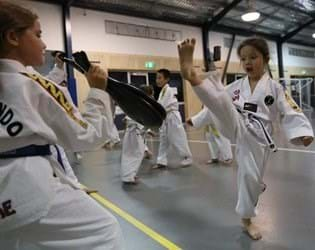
[0,59,28,73]
[161,83,169,91]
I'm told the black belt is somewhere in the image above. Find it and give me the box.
[0,145,51,159]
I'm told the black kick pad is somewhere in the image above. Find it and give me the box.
[66,51,167,127]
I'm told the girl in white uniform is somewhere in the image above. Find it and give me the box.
[178,38,313,240]
[187,107,233,164]
[153,68,193,169]
[120,85,153,184]
[0,2,123,249]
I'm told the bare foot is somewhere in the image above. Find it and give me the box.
[177,38,202,86]
[207,159,219,164]
[144,150,153,159]
[222,159,233,166]
[152,164,167,169]
[242,218,262,240]
[103,142,113,150]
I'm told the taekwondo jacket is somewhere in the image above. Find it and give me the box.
[0,59,111,232]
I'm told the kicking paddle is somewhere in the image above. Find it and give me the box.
[56,50,166,128]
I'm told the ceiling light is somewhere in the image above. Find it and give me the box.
[241,11,260,22]
[312,33,315,39]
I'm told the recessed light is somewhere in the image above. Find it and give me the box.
[241,11,260,22]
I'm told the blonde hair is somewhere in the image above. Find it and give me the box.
[0,1,38,52]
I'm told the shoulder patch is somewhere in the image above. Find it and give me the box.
[20,72,88,128]
[284,90,302,113]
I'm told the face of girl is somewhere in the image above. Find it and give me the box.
[239,45,266,80]
[15,19,46,66]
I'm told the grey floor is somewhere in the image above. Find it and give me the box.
[71,120,315,250]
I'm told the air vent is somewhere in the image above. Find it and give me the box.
[288,47,315,58]
[105,20,182,41]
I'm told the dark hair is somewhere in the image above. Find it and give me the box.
[0,1,38,52]
[139,84,154,96]
[237,37,270,63]
[157,68,171,80]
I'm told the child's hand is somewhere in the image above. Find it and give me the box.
[85,65,107,90]
[186,118,193,127]
[54,52,64,69]
[177,38,202,86]
[301,136,313,146]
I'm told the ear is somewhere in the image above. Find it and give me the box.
[5,29,20,47]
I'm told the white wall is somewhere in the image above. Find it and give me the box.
[13,0,64,50]
[283,43,315,68]
[70,7,203,59]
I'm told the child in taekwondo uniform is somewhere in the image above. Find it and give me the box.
[178,37,313,240]
[0,2,123,249]
[120,85,154,184]
[187,106,233,165]
[153,68,193,169]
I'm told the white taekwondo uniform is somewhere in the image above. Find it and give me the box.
[193,71,313,218]
[0,59,123,249]
[103,92,120,146]
[190,107,233,162]
[27,65,80,185]
[157,84,192,166]
[120,116,148,182]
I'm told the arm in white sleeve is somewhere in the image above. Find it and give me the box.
[276,85,314,144]
[39,85,112,151]
[190,107,213,128]
[45,65,66,85]
[158,85,177,110]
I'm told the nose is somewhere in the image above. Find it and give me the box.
[42,41,47,50]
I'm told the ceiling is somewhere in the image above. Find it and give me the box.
[38,0,315,47]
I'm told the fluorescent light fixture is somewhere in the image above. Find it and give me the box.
[241,11,260,22]
[312,33,315,39]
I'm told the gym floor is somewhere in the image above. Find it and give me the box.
[71,118,315,250]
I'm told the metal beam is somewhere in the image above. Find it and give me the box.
[207,0,243,28]
[281,18,315,42]
[202,0,242,72]
[202,24,210,72]
[261,0,313,18]
[285,38,315,48]
[62,0,77,105]
[277,41,284,78]
[212,24,280,41]
[222,17,284,34]
[222,34,235,83]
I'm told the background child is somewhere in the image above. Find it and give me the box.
[120,85,154,184]
[153,68,192,169]
[187,106,233,165]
